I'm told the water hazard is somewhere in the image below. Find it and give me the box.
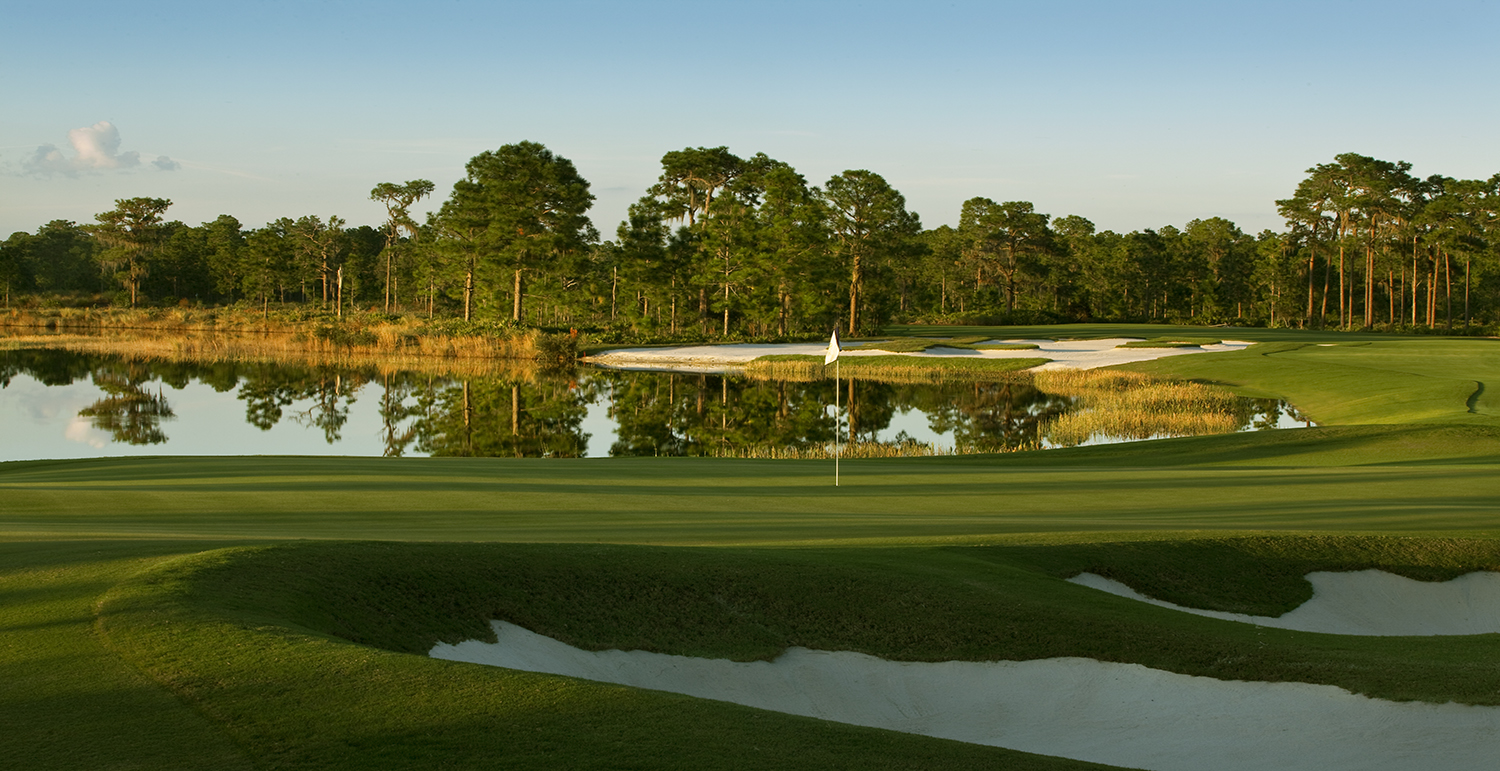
[0,348,1310,461]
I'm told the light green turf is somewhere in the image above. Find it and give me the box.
[3,430,1500,543]
[7,324,1500,770]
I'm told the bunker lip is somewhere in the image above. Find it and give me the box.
[584,337,1254,372]
[1069,569,1500,636]
[433,603,1500,771]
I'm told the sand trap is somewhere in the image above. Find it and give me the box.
[585,337,1253,372]
[433,620,1500,771]
[1069,569,1500,636]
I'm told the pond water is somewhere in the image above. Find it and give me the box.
[0,349,1310,461]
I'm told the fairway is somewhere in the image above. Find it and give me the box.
[6,327,1500,770]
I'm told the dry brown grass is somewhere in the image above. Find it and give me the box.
[0,307,564,377]
[741,355,1046,384]
[0,330,542,379]
[1036,369,1239,445]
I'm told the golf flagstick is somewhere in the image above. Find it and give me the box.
[825,328,841,486]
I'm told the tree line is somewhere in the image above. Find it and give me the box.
[4,144,1498,335]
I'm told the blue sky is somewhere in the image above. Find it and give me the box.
[4,0,1498,239]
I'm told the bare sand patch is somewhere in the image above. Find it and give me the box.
[432,619,1500,771]
[585,338,1254,372]
[1069,569,1500,636]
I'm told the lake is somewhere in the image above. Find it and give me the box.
[0,348,1309,461]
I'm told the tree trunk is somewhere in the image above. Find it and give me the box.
[848,252,862,334]
[1464,257,1471,329]
[1412,238,1419,325]
[464,267,474,321]
[1337,243,1345,328]
[1305,248,1316,326]
[1320,256,1331,328]
[1444,250,1453,331]
[512,268,522,323]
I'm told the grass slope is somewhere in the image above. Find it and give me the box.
[82,535,1500,769]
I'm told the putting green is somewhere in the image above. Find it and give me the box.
[5,325,1500,770]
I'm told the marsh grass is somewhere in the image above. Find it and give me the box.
[0,331,546,378]
[743,353,1049,382]
[971,342,1042,350]
[727,439,1011,459]
[847,335,1001,353]
[1037,369,1239,445]
[1116,337,1223,349]
[0,308,581,374]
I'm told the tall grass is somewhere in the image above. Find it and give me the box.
[0,331,547,378]
[725,439,1040,459]
[1116,337,1223,349]
[1036,369,1239,445]
[0,307,579,372]
[743,354,1049,383]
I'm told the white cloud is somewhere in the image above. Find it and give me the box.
[64,416,108,449]
[21,121,175,176]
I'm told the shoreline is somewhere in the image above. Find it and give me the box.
[586,337,1256,372]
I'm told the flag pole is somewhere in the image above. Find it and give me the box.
[825,326,842,487]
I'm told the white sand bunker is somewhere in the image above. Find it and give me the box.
[585,338,1253,372]
[1070,569,1500,636]
[433,620,1500,771]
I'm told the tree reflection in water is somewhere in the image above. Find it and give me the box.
[77,367,176,445]
[0,349,1303,458]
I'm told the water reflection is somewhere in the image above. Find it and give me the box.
[0,349,1309,461]
[77,367,176,445]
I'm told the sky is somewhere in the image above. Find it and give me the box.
[4,0,1498,239]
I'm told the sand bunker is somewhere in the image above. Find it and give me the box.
[432,620,1500,771]
[1069,569,1500,636]
[585,337,1253,372]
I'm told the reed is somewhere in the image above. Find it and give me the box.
[0,307,580,373]
[1036,369,1240,446]
[1116,337,1223,349]
[847,335,997,353]
[0,331,545,379]
[725,438,1038,459]
[742,354,1049,383]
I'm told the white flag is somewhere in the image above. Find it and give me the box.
[824,328,841,365]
